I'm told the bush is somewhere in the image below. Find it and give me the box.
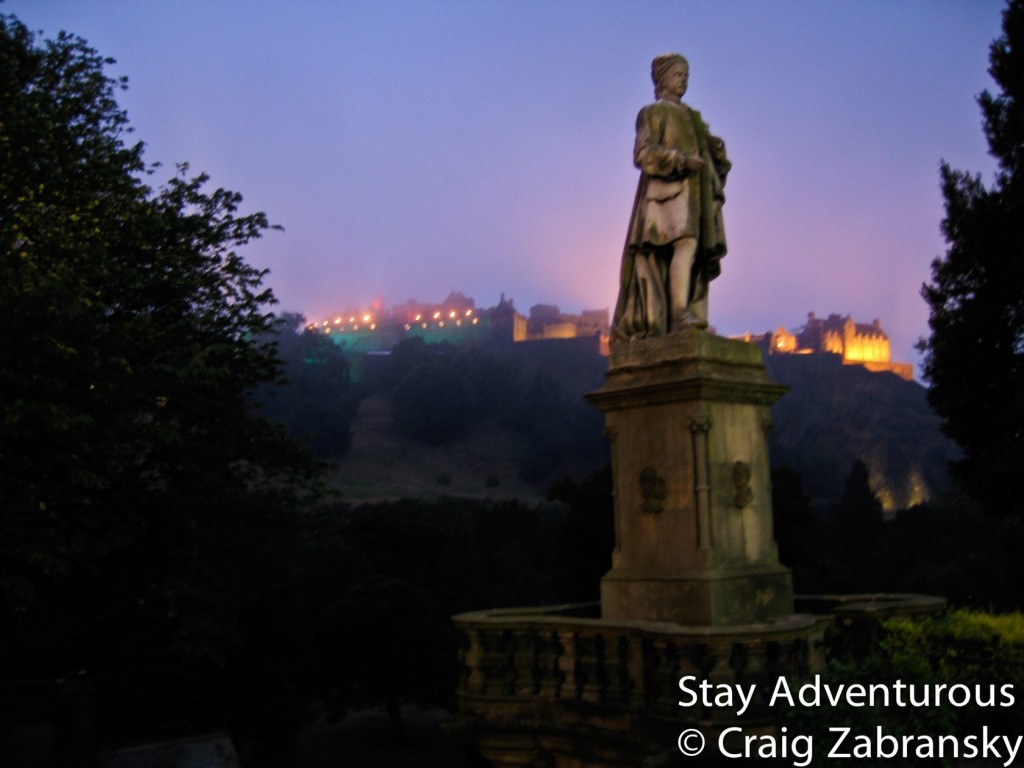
[883,610,1024,731]
[787,610,1024,766]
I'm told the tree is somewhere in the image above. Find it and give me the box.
[256,313,359,457]
[834,460,884,559]
[0,14,320,743]
[770,468,824,591]
[547,465,614,600]
[391,362,478,443]
[918,0,1024,518]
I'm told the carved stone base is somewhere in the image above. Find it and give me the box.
[601,565,794,626]
[587,329,793,626]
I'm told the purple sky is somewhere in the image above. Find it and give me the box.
[8,1,1006,370]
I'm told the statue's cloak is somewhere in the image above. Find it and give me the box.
[613,104,729,339]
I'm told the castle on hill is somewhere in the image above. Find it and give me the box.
[735,312,914,381]
[309,300,910,379]
[307,291,611,356]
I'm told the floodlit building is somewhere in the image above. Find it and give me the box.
[735,312,914,381]
[308,293,611,356]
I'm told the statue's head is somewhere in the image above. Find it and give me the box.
[652,53,689,99]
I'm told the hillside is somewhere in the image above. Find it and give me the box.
[327,338,610,501]
[765,353,958,510]
[327,394,553,502]
[325,341,958,511]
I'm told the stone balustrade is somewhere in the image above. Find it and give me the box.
[454,603,828,766]
[454,594,946,767]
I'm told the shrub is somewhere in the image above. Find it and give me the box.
[787,610,1024,766]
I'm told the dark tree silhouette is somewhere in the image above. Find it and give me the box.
[0,13,321,749]
[256,313,359,457]
[918,0,1024,518]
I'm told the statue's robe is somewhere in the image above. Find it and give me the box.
[613,100,730,339]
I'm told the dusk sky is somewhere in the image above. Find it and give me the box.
[8,1,1007,369]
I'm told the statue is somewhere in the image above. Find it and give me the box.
[613,53,731,339]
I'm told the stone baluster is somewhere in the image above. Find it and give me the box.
[602,632,634,706]
[534,628,564,700]
[461,627,484,696]
[512,628,538,697]
[643,637,681,714]
[736,640,773,720]
[479,629,516,697]
[558,630,581,700]
[705,643,735,721]
[576,630,605,703]
[626,632,645,707]
[675,642,706,720]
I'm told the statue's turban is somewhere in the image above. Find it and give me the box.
[651,53,688,86]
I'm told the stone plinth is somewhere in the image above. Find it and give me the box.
[586,330,793,626]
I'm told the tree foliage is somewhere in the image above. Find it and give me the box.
[787,610,1024,767]
[0,13,320,745]
[771,469,1016,608]
[377,337,607,484]
[255,313,359,457]
[391,361,478,443]
[919,0,1024,517]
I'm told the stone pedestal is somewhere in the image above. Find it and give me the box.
[453,328,948,767]
[586,329,793,626]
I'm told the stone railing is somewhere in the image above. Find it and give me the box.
[454,595,946,767]
[455,603,828,727]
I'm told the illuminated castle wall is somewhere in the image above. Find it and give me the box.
[737,312,914,381]
[307,291,610,356]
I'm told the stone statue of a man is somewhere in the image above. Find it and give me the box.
[613,53,731,339]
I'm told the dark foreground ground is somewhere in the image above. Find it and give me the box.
[295,706,473,768]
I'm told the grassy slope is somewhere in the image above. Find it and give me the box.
[325,394,550,503]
